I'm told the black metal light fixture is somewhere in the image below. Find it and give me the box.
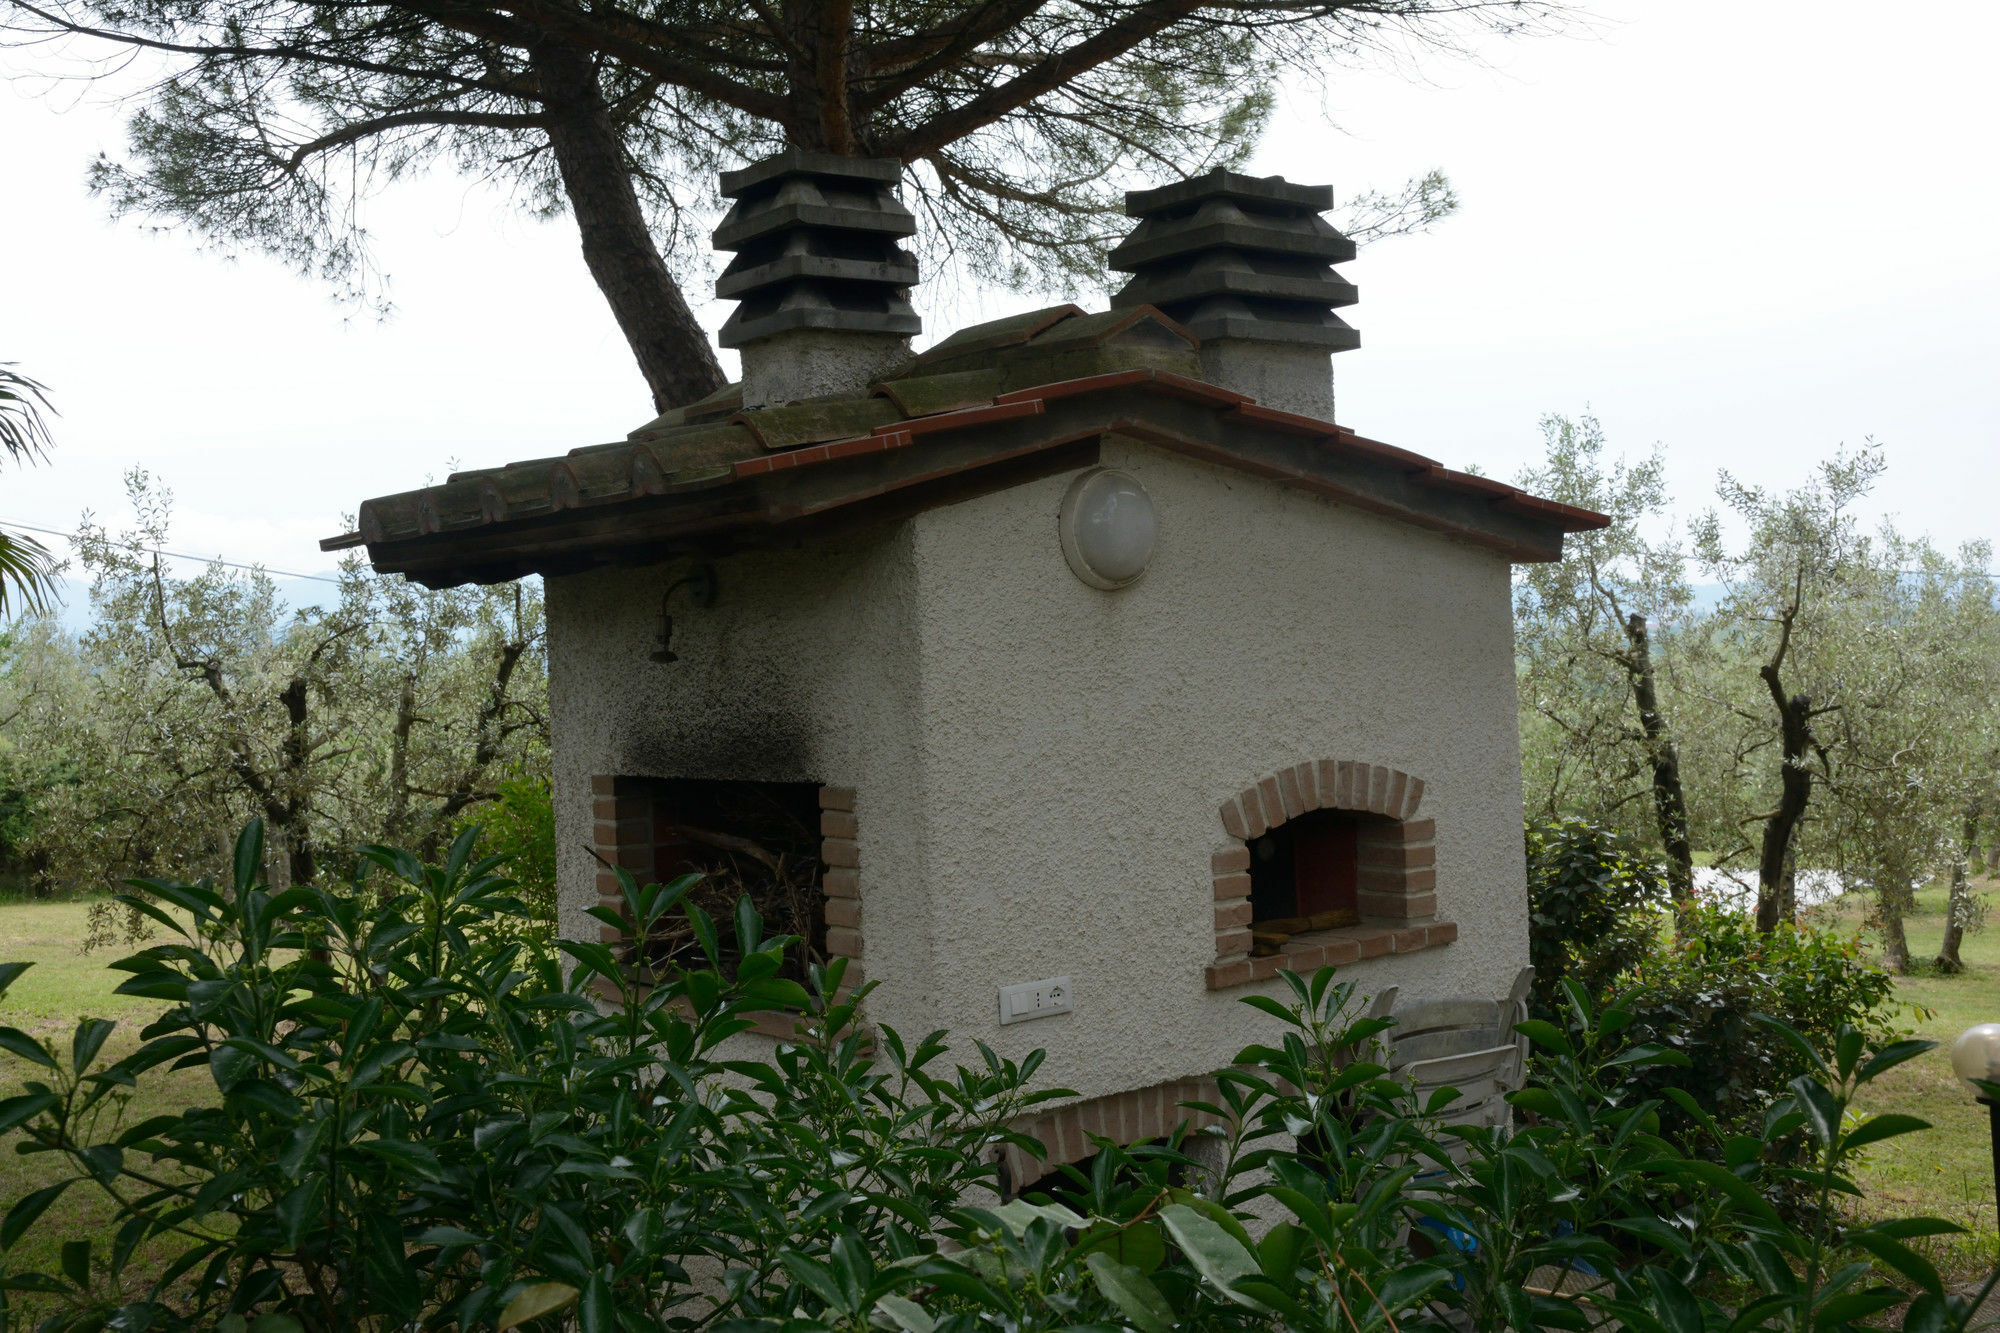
[1952,1023,2000,1234]
[651,563,718,664]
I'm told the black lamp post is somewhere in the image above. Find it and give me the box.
[1952,1023,2000,1236]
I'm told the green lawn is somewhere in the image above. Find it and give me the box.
[0,898,209,1310]
[1829,871,2000,1269]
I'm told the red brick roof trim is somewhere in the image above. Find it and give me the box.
[1332,428,1442,472]
[1149,371,1251,407]
[894,399,1043,436]
[741,369,1606,538]
[1494,490,1612,530]
[1226,400,1339,438]
[324,364,1610,567]
[1416,466,1515,499]
[732,429,917,478]
[731,401,1042,478]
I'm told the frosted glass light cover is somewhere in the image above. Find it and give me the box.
[1953,1023,2000,1089]
[1059,469,1157,589]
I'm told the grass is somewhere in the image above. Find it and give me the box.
[0,897,208,1311]
[1827,870,2000,1269]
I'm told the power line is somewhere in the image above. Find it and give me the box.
[0,518,346,586]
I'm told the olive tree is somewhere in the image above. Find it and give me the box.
[0,470,547,932]
[1513,413,1699,902]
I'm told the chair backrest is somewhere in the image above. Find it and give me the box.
[1380,966,1533,1132]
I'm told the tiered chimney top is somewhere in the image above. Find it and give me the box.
[714,150,920,407]
[1109,169,1357,419]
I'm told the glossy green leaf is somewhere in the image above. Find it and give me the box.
[2,1181,71,1251]
[1644,1265,1703,1333]
[0,1026,56,1070]
[1858,1040,1937,1084]
[1158,1204,1261,1307]
[1848,1231,1942,1297]
[1086,1253,1175,1333]
[498,1282,578,1329]
[874,1295,936,1333]
[59,1239,89,1290]
[1513,1019,1573,1057]
[0,1091,57,1134]
[1841,1113,1929,1153]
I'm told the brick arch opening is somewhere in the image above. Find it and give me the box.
[1206,761,1457,990]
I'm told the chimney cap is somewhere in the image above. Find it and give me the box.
[714,149,920,391]
[1125,168,1332,218]
[721,149,902,198]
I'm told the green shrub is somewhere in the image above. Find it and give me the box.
[454,766,556,942]
[0,822,1981,1332]
[1617,899,1900,1133]
[1524,818,1667,1019]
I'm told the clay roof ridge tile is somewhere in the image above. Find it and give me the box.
[887,398,1043,436]
[993,368,1154,405]
[1227,400,1343,440]
[1022,304,1198,350]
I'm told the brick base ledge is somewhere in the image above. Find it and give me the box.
[1206,920,1458,990]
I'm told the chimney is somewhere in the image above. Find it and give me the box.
[1109,170,1357,420]
[715,151,922,409]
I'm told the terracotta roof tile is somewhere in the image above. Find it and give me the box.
[906,304,1083,367]
[870,368,1004,417]
[732,397,902,451]
[326,300,1609,577]
[994,370,1151,405]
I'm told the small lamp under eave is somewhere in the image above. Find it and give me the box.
[1952,1023,2000,1236]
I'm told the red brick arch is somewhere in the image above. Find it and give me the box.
[1206,760,1456,990]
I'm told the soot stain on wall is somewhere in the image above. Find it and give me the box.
[619,692,819,785]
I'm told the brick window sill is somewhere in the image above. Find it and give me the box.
[1205,920,1458,990]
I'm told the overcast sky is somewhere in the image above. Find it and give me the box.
[1,0,1994,599]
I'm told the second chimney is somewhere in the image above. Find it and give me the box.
[1109,170,1357,420]
[715,151,921,409]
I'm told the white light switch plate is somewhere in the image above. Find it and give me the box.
[998,976,1073,1025]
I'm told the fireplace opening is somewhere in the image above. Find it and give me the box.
[1249,809,1385,955]
[639,778,826,982]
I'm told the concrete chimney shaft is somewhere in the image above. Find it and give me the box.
[714,151,921,409]
[1109,170,1357,421]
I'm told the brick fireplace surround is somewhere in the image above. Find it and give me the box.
[1207,759,1457,990]
[589,776,862,1036]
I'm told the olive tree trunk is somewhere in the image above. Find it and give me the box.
[1622,612,1694,904]
[1754,668,1816,934]
[1937,803,1983,973]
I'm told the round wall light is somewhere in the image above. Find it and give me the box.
[1058,469,1157,590]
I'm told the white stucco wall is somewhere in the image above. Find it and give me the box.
[547,434,1531,1105]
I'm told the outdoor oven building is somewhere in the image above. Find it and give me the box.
[326,155,1605,1185]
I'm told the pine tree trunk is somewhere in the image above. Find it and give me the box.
[1622,613,1694,904]
[531,41,726,413]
